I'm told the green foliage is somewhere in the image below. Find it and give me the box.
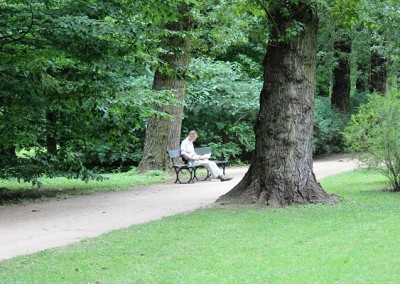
[328,0,362,28]
[313,96,348,155]
[183,59,350,161]
[259,0,320,44]
[0,0,173,182]
[191,0,255,57]
[146,170,165,177]
[360,0,400,82]
[183,58,261,163]
[2,0,400,180]
[344,89,400,191]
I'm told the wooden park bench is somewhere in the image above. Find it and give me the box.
[167,147,228,184]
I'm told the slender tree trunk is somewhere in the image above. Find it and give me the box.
[331,32,351,112]
[218,4,337,207]
[355,29,371,94]
[355,59,370,93]
[370,51,387,94]
[0,146,17,165]
[46,111,57,154]
[138,5,192,172]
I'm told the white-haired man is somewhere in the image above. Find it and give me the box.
[180,130,233,182]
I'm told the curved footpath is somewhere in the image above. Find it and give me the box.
[0,154,360,261]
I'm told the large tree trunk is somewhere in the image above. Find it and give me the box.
[138,5,192,173]
[218,4,337,207]
[138,71,187,172]
[331,32,351,112]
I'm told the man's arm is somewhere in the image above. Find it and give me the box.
[181,140,202,160]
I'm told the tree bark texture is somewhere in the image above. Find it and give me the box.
[138,5,192,172]
[331,33,351,113]
[218,4,337,207]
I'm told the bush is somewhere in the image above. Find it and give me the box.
[313,96,348,156]
[183,58,260,164]
[344,89,400,191]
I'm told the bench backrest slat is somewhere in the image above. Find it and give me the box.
[167,149,181,159]
[167,149,182,166]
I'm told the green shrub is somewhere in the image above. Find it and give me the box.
[313,96,348,155]
[344,89,400,191]
[183,58,260,163]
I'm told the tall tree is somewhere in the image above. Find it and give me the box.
[331,30,351,112]
[355,0,400,95]
[137,2,193,172]
[218,0,337,206]
[0,0,157,182]
[137,0,252,172]
[370,43,387,94]
[354,27,371,94]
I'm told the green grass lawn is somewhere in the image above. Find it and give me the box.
[0,169,168,205]
[1,169,400,283]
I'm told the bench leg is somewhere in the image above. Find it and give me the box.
[175,168,194,184]
[174,168,180,183]
[193,166,211,181]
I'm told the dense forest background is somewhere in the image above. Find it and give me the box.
[1,0,399,183]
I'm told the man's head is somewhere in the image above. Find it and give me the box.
[188,130,198,142]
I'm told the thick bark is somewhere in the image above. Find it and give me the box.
[331,34,351,112]
[138,72,187,172]
[218,5,337,207]
[138,6,192,173]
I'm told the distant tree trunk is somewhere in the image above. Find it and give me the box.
[218,3,337,207]
[331,32,351,112]
[0,146,17,165]
[46,111,57,154]
[370,51,387,94]
[138,4,192,173]
[355,60,370,93]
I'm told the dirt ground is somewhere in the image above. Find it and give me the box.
[0,154,360,261]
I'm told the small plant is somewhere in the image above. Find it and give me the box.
[146,170,165,177]
[313,96,348,155]
[344,89,400,191]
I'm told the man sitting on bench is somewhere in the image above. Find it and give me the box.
[180,130,233,182]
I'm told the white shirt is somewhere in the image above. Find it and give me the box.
[180,137,196,159]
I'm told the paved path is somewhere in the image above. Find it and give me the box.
[0,154,359,260]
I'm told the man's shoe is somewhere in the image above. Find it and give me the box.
[219,175,233,182]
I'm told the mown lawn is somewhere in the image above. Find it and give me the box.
[0,169,167,205]
[1,169,399,283]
